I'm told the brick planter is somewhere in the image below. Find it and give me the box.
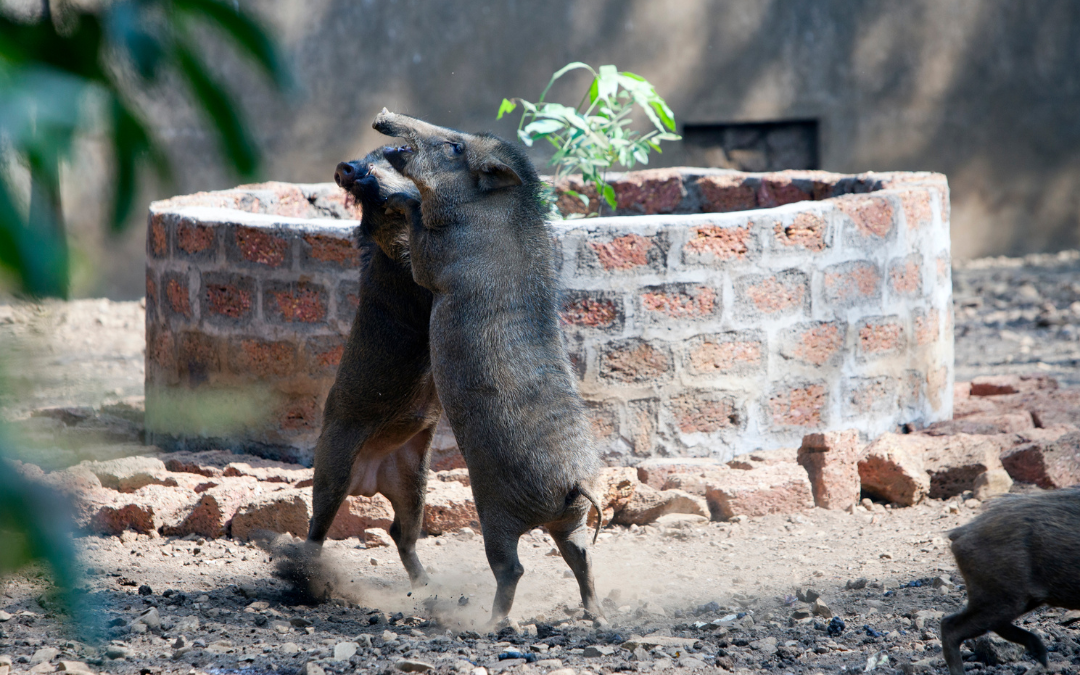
[145,169,953,465]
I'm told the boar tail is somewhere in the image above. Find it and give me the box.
[580,485,604,544]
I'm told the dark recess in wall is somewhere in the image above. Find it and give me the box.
[680,120,819,172]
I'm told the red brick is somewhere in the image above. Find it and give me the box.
[798,430,861,510]
[560,292,621,330]
[737,271,807,316]
[611,484,708,525]
[786,322,844,366]
[775,212,827,251]
[888,255,922,297]
[858,433,930,505]
[683,224,751,261]
[235,226,288,267]
[279,395,320,432]
[704,463,815,519]
[696,174,757,212]
[303,234,361,268]
[628,399,659,457]
[936,252,950,282]
[921,433,1010,499]
[304,335,346,374]
[835,194,895,238]
[177,332,221,382]
[584,401,619,442]
[669,392,739,433]
[757,174,811,207]
[146,271,158,317]
[640,284,717,320]
[267,282,328,324]
[769,383,826,428]
[202,273,254,321]
[636,458,727,490]
[844,376,898,416]
[611,168,685,214]
[149,214,169,257]
[858,317,905,356]
[165,276,191,318]
[899,189,934,230]
[901,370,924,409]
[687,336,763,374]
[231,338,296,378]
[588,233,658,271]
[1001,431,1080,489]
[327,494,394,539]
[599,340,671,383]
[927,365,948,411]
[915,308,940,346]
[552,176,597,216]
[822,261,881,308]
[924,412,1034,436]
[177,220,216,255]
[970,374,1058,397]
[423,480,479,535]
[592,466,639,526]
[146,326,175,377]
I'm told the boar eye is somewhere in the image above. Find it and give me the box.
[447,142,464,156]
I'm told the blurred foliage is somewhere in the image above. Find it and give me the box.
[0,0,289,624]
[499,62,680,217]
[0,0,291,297]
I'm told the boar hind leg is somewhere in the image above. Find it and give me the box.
[549,516,606,625]
[942,596,1028,675]
[308,421,371,544]
[377,427,434,588]
[993,622,1048,667]
[481,521,526,626]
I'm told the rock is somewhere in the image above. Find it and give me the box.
[858,433,931,505]
[704,462,814,519]
[932,576,953,589]
[972,469,1013,500]
[0,611,11,621]
[104,645,132,660]
[175,616,199,632]
[679,656,708,669]
[364,528,394,547]
[547,670,573,675]
[161,476,258,538]
[925,412,1036,436]
[970,375,1058,397]
[913,609,944,630]
[611,484,708,525]
[728,446,799,469]
[222,459,312,484]
[591,466,639,526]
[636,458,727,489]
[620,635,697,651]
[333,642,359,661]
[1001,430,1080,489]
[301,663,325,675]
[395,659,435,672]
[921,433,1011,499]
[797,587,821,602]
[654,513,709,529]
[133,607,161,630]
[89,484,197,535]
[163,450,236,477]
[138,584,152,595]
[272,621,291,634]
[582,645,615,657]
[57,661,92,674]
[230,488,311,541]
[660,471,717,496]
[811,598,832,618]
[31,648,59,664]
[846,578,868,590]
[206,639,233,654]
[423,480,479,535]
[381,629,398,642]
[973,634,1020,665]
[290,616,312,627]
[326,494,395,539]
[434,468,471,487]
[798,430,861,509]
[78,456,173,492]
[279,642,299,655]
[750,636,777,651]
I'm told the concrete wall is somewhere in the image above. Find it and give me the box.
[50,0,1080,298]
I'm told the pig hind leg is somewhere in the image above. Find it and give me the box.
[942,592,1032,675]
[548,510,606,624]
[376,426,435,588]
[480,518,526,625]
[993,622,1048,667]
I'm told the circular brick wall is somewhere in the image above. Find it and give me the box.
[145,169,953,465]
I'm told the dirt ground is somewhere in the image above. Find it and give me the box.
[2,253,1080,675]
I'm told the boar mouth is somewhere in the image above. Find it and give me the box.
[383,145,413,173]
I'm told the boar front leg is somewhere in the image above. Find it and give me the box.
[376,428,434,588]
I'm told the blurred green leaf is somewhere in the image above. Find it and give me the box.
[497,98,517,119]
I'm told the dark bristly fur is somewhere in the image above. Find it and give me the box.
[280,148,440,604]
[372,109,606,626]
[941,488,1080,675]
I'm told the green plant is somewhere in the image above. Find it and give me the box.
[498,62,681,217]
[0,0,290,297]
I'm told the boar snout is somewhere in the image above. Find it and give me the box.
[334,161,366,189]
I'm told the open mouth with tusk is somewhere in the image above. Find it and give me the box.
[382,144,414,172]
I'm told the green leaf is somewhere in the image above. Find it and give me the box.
[564,189,589,208]
[517,129,534,147]
[601,183,617,211]
[539,61,594,102]
[174,0,291,89]
[650,99,677,132]
[523,118,566,136]
[497,98,517,119]
[595,64,618,101]
[173,42,258,178]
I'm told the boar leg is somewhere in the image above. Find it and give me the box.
[481,520,526,625]
[548,516,607,625]
[377,427,434,588]
[993,622,1048,667]
[308,421,371,544]
[942,595,1031,675]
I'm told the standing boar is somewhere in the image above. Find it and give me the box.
[941,488,1080,675]
[372,109,606,625]
[283,148,440,602]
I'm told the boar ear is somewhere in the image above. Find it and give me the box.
[476,159,523,191]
